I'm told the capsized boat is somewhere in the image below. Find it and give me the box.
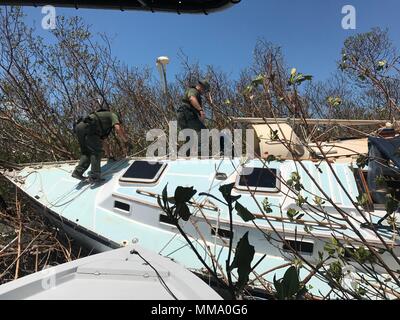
[0,245,221,300]
[2,119,400,299]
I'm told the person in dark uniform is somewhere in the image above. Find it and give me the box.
[72,101,130,183]
[177,79,210,155]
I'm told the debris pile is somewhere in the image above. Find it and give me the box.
[0,179,88,285]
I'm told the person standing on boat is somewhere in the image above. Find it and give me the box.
[72,98,131,183]
[177,79,210,155]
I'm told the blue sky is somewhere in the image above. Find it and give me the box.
[18,0,400,83]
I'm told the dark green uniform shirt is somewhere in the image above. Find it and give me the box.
[87,111,120,139]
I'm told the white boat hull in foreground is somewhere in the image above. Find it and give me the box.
[0,245,221,300]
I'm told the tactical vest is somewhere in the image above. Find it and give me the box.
[84,110,114,139]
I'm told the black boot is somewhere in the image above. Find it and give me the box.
[71,171,85,180]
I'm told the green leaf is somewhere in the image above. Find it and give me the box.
[314,196,325,207]
[235,202,255,222]
[328,261,343,282]
[283,266,301,298]
[356,155,368,169]
[289,72,313,86]
[304,225,313,234]
[288,172,303,192]
[356,193,369,207]
[266,155,283,164]
[219,183,241,204]
[219,183,234,199]
[252,74,265,87]
[176,203,191,221]
[324,241,337,257]
[262,198,273,214]
[290,172,301,181]
[273,276,284,300]
[266,155,277,164]
[387,215,398,228]
[327,97,342,108]
[158,185,171,214]
[358,287,367,297]
[242,85,253,95]
[376,60,387,71]
[287,208,300,221]
[385,194,399,216]
[296,195,308,207]
[174,186,197,204]
[167,197,176,205]
[318,251,324,261]
[273,266,304,300]
[162,184,168,205]
[270,129,279,141]
[353,247,376,264]
[230,232,255,290]
[324,238,343,257]
[375,175,386,187]
[339,63,348,71]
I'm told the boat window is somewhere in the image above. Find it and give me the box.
[211,227,233,239]
[236,167,280,192]
[114,201,130,213]
[120,161,167,184]
[159,214,177,227]
[283,239,314,255]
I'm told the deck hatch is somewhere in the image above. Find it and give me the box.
[120,161,166,184]
[236,167,280,192]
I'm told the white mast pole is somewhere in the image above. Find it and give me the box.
[156,56,170,110]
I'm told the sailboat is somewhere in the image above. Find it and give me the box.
[1,118,399,299]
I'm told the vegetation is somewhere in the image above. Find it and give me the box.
[0,8,399,164]
[0,180,86,285]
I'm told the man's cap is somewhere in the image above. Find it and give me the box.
[198,79,211,92]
